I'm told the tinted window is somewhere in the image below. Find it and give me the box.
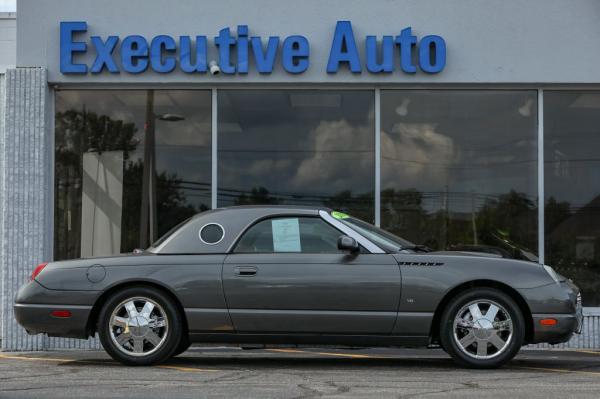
[218,90,375,222]
[380,90,538,260]
[545,91,600,306]
[235,217,343,253]
[54,90,212,260]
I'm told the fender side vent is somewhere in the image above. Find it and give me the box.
[398,261,444,266]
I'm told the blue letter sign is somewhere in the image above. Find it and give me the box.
[59,21,446,76]
[60,21,88,73]
[327,21,362,73]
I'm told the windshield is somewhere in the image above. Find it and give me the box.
[331,211,415,252]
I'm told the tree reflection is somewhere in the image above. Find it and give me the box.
[55,109,199,259]
[55,109,138,164]
[234,187,280,205]
[382,189,538,260]
[55,109,139,260]
[229,187,374,222]
[121,160,201,252]
[323,190,374,223]
[476,190,537,258]
[546,194,600,305]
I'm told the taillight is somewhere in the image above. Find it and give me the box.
[30,262,48,281]
[50,310,72,318]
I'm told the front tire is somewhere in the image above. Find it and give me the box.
[440,288,525,369]
[98,286,183,366]
[172,336,191,357]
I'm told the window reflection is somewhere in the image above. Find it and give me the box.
[545,91,600,306]
[380,90,538,260]
[54,90,211,260]
[217,90,375,221]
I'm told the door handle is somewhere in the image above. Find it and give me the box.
[234,266,258,277]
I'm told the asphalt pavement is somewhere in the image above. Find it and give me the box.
[1,346,600,398]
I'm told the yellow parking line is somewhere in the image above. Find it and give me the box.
[514,365,600,377]
[267,348,386,359]
[267,348,306,354]
[157,364,218,373]
[312,351,383,359]
[0,353,75,363]
[0,353,218,373]
[573,350,600,356]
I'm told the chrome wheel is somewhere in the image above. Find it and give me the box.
[109,297,168,357]
[453,300,513,360]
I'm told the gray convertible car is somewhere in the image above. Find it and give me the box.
[15,206,582,368]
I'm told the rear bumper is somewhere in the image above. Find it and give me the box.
[14,303,92,339]
[14,280,96,339]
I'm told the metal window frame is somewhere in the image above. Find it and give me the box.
[374,88,381,227]
[48,85,553,265]
[537,89,544,265]
[48,85,553,258]
[211,88,218,209]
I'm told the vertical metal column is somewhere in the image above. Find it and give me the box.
[0,68,48,350]
[374,88,381,227]
[537,89,544,265]
[140,90,157,247]
[211,89,218,209]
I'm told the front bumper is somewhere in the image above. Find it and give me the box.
[531,313,580,344]
[526,280,583,345]
[14,280,95,339]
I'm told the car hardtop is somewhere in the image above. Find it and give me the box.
[151,205,334,255]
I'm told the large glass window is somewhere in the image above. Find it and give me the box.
[545,91,600,306]
[54,90,211,260]
[217,90,375,221]
[381,90,538,260]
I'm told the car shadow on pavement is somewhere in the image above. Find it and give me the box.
[47,349,600,374]
[53,355,459,370]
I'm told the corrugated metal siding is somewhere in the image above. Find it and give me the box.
[0,68,47,350]
[0,68,100,351]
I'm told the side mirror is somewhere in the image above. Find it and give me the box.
[337,235,360,253]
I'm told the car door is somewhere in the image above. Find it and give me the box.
[222,216,401,334]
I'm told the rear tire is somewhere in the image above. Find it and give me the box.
[439,287,525,369]
[98,286,183,366]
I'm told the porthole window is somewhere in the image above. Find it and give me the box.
[199,223,224,245]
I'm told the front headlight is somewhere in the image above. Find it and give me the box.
[543,265,561,284]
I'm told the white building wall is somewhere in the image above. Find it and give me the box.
[15,0,600,85]
[0,12,16,73]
